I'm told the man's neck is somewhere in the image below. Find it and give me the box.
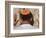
[22,20,29,24]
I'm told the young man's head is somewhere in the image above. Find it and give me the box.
[20,8,34,25]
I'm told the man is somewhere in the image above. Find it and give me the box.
[14,8,37,29]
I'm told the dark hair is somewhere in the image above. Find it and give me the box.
[20,12,34,25]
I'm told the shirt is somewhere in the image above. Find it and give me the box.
[14,24,38,30]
